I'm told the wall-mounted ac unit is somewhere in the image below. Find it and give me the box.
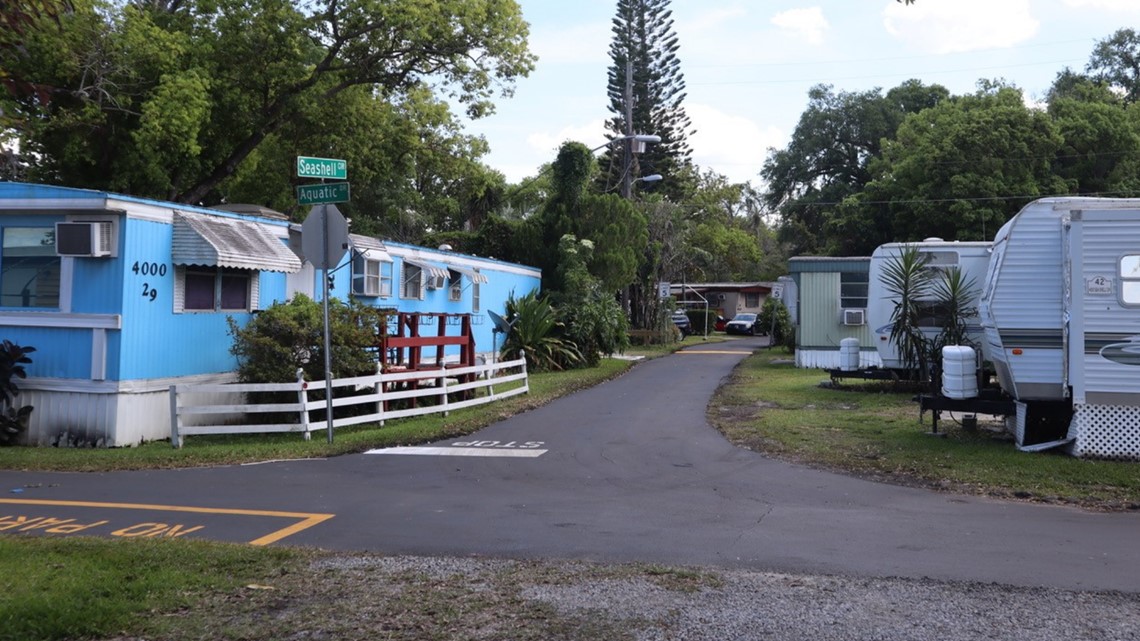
[843,308,866,326]
[427,275,446,290]
[55,221,114,257]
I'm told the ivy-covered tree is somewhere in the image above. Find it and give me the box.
[598,0,695,201]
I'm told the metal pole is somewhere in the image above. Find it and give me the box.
[321,204,335,443]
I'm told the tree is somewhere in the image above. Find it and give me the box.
[1,0,534,207]
[1087,28,1140,104]
[1048,97,1140,197]
[861,84,1067,243]
[599,0,695,201]
[762,81,948,255]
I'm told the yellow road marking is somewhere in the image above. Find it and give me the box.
[0,498,334,546]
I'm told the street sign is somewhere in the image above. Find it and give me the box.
[297,181,350,205]
[301,204,349,270]
[296,156,347,180]
[771,284,784,300]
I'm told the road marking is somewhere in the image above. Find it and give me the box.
[0,498,334,546]
[679,350,754,354]
[366,446,547,458]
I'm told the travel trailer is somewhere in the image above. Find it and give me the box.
[979,197,1140,458]
[867,240,992,371]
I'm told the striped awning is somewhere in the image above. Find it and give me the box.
[172,211,301,273]
[402,257,450,280]
[349,234,392,262]
[446,264,489,284]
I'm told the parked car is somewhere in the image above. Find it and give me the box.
[671,311,691,337]
[724,312,761,336]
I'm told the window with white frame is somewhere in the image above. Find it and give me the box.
[353,254,392,297]
[840,271,868,309]
[401,263,423,299]
[449,270,462,302]
[1,227,60,309]
[176,266,255,312]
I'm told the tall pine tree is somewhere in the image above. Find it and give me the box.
[600,0,694,201]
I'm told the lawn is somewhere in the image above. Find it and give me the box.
[710,349,1140,511]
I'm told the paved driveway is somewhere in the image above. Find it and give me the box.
[3,337,1138,592]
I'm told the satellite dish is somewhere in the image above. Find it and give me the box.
[488,309,517,335]
[487,310,518,364]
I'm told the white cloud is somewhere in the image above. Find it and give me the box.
[687,104,784,185]
[882,0,1039,54]
[771,7,830,46]
[1062,0,1140,11]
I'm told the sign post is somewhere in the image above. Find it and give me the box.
[297,156,350,442]
[301,203,349,443]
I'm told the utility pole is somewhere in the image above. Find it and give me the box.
[622,57,633,200]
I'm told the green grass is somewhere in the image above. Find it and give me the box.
[711,349,1140,510]
[0,359,632,472]
[0,536,305,641]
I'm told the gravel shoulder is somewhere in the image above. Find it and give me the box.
[129,553,1140,641]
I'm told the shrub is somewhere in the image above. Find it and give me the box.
[227,294,388,384]
[0,340,35,446]
[501,291,582,372]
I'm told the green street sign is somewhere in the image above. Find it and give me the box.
[296,156,347,180]
[297,181,350,205]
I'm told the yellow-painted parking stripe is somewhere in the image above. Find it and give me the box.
[0,498,334,546]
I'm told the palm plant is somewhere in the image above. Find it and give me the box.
[930,266,979,354]
[880,245,934,380]
[501,291,582,372]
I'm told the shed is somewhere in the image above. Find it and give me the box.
[787,256,879,369]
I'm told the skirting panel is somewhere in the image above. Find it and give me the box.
[1069,403,1140,460]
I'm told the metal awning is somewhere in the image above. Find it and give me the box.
[402,257,450,280]
[172,211,301,273]
[446,264,489,284]
[349,234,392,262]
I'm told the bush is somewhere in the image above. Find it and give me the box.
[501,291,582,372]
[228,295,387,384]
[0,340,34,446]
[758,297,793,346]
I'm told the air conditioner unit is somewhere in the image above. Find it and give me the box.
[843,308,866,326]
[55,221,114,257]
[427,275,446,290]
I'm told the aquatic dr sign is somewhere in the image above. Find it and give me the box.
[296,156,347,180]
[297,181,350,205]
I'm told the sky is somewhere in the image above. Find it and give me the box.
[459,0,1140,187]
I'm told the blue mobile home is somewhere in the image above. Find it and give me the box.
[0,182,540,446]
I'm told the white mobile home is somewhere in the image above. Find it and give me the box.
[980,197,1140,458]
[867,240,992,370]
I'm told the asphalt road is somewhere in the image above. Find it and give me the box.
[3,336,1139,593]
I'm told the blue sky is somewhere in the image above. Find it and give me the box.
[461,0,1140,187]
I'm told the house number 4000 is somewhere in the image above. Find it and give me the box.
[132,261,167,277]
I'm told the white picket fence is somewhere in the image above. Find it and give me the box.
[169,355,528,448]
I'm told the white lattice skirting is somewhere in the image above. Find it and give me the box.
[1068,403,1140,460]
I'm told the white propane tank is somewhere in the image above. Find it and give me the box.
[840,338,860,371]
[941,345,978,399]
